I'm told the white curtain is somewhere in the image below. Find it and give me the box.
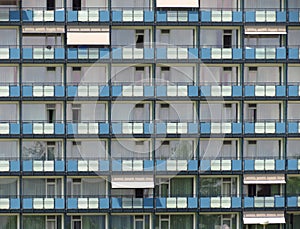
[23,67,63,83]
[244,0,280,10]
[0,29,17,46]
[0,141,18,159]
[0,67,18,83]
[0,104,17,121]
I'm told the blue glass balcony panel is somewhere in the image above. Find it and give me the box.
[276,122,285,134]
[232,123,242,134]
[23,198,33,209]
[67,160,78,172]
[244,160,255,171]
[244,197,254,208]
[188,11,198,21]
[289,48,299,59]
[187,160,198,171]
[55,10,65,22]
[10,86,20,97]
[156,123,167,134]
[232,197,242,208]
[156,198,166,208]
[200,160,210,171]
[67,198,77,209]
[9,11,20,21]
[289,11,299,22]
[232,160,242,171]
[275,160,285,171]
[233,11,242,22]
[112,11,122,22]
[157,11,167,22]
[276,86,286,96]
[23,123,33,134]
[275,197,285,207]
[100,198,109,209]
[10,198,20,209]
[144,123,154,134]
[245,48,255,59]
[232,48,243,59]
[287,159,298,170]
[200,86,211,97]
[188,48,198,59]
[287,197,298,207]
[157,48,167,59]
[200,123,210,134]
[201,11,211,22]
[288,85,298,96]
[67,86,77,97]
[67,48,77,59]
[22,10,33,21]
[188,197,198,208]
[245,12,255,22]
[188,123,198,134]
[99,123,109,134]
[112,160,122,171]
[54,86,65,97]
[156,160,166,171]
[144,11,154,22]
[288,122,298,133]
[67,11,78,22]
[99,160,109,171]
[55,198,65,209]
[144,160,154,171]
[112,86,122,96]
[112,198,122,208]
[276,47,286,59]
[55,48,65,59]
[23,160,33,172]
[244,123,255,134]
[276,12,286,22]
[144,86,154,97]
[67,123,77,134]
[200,48,211,59]
[156,86,167,97]
[188,86,198,96]
[10,48,20,59]
[144,198,154,208]
[10,161,20,172]
[200,197,210,208]
[112,123,122,134]
[10,123,20,134]
[144,48,154,59]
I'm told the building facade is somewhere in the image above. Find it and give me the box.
[0,0,300,228]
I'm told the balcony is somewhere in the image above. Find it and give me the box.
[22,84,64,97]
[244,121,285,134]
[245,10,286,23]
[244,196,285,208]
[67,122,109,135]
[22,46,64,60]
[67,84,109,97]
[245,46,286,60]
[22,160,64,173]
[22,197,64,210]
[22,121,64,135]
[200,47,242,60]
[244,84,286,97]
[22,8,65,22]
[200,196,241,209]
[244,159,285,171]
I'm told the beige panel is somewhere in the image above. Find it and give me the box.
[243,174,285,184]
[67,32,110,45]
[22,26,65,33]
[243,211,285,224]
[111,175,154,188]
[245,26,286,34]
[156,0,199,7]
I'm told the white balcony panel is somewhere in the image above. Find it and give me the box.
[222,123,232,133]
[78,11,88,21]
[78,160,88,171]
[0,199,9,209]
[256,11,266,22]
[167,123,177,134]
[44,198,54,209]
[166,198,176,208]
[178,48,188,59]
[178,86,188,96]
[44,11,54,21]
[45,49,54,59]
[78,198,88,209]
[265,197,275,207]
[33,48,44,59]
[221,197,231,208]
[255,48,265,59]
[78,86,88,97]
[122,160,132,171]
[221,160,231,171]
[33,11,43,21]
[44,161,54,172]
[111,175,154,188]
[89,198,98,208]
[88,160,98,171]
[177,197,187,208]
[0,11,9,21]
[222,48,232,59]
[266,48,276,59]
[44,86,54,97]
[33,123,43,134]
[298,196,300,206]
[222,86,232,96]
[133,123,143,134]
[166,160,177,171]
[123,10,132,21]
[133,160,143,171]
[178,11,188,21]
[134,10,143,21]
[254,160,265,170]
[255,86,265,96]
[298,159,300,170]
[88,10,99,21]
[211,86,221,96]
[88,86,99,97]
[0,86,9,97]
[211,11,221,22]
[123,86,133,96]
[167,86,177,96]
[123,48,133,59]
[266,86,276,96]
[167,48,177,59]
[177,160,187,170]
[211,197,221,208]
[211,160,221,171]
[211,123,221,134]
[133,86,143,96]
[0,48,9,59]
[266,122,276,133]
[33,86,43,96]
[33,198,43,209]
[178,123,187,134]
[122,123,133,134]
[211,48,222,59]
[222,11,232,22]
[44,123,54,134]
[255,123,265,134]
[88,123,98,134]
[0,123,9,134]
[0,161,9,172]
[67,32,110,45]
[254,197,265,208]
[122,198,132,208]
[33,161,43,172]
[265,159,275,170]
[156,0,199,7]
[266,11,276,22]
[134,48,143,59]
[78,123,88,134]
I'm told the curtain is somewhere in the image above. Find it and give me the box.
[82,178,106,196]
[244,0,280,10]
[200,178,221,197]
[287,140,300,158]
[0,141,18,159]
[171,178,193,197]
[171,215,193,229]
[0,67,17,83]
[111,216,133,229]
[0,178,17,197]
[0,104,17,121]
[0,216,17,229]
[23,179,46,197]
[199,215,222,229]
[23,216,45,229]
[83,216,105,229]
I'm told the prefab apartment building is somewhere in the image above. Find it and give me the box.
[0,0,299,228]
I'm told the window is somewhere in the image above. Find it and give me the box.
[161,67,170,82]
[46,104,56,123]
[72,104,81,123]
[73,0,81,10]
[46,179,56,198]
[47,0,55,10]
[135,215,145,229]
[47,67,56,72]
[136,30,144,48]
[223,30,232,48]
[72,216,81,229]
[135,67,145,84]
[131,104,145,121]
[160,104,170,120]
[72,179,81,197]
[46,142,56,160]
[46,216,56,229]
[248,104,257,122]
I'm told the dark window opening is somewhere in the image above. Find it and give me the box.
[136,31,144,49]
[47,0,55,10]
[73,0,81,10]
[161,67,170,71]
[223,141,232,145]
[223,30,232,48]
[135,104,144,108]
[72,67,81,71]
[135,66,145,71]
[224,103,232,108]
[161,29,170,34]
[223,67,232,71]
[135,188,144,198]
[47,67,56,71]
[160,104,169,108]
[249,67,258,71]
[248,140,257,145]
